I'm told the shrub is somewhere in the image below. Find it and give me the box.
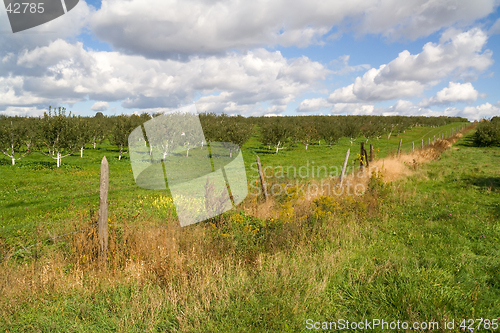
[473,119,500,146]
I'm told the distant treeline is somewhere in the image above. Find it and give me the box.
[0,108,468,166]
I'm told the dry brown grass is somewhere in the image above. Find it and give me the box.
[239,130,467,220]
[0,128,471,330]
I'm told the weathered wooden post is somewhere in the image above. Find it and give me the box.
[360,142,365,170]
[421,139,423,149]
[363,143,369,168]
[397,139,402,157]
[412,141,414,153]
[428,137,431,146]
[98,156,109,265]
[369,144,373,162]
[339,149,350,187]
[256,155,268,201]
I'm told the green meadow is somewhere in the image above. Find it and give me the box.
[1,123,499,332]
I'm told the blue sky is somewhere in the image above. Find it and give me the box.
[1,0,499,120]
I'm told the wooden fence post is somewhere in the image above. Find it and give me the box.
[339,149,350,187]
[412,141,414,153]
[369,144,373,163]
[360,142,365,170]
[397,139,402,157]
[421,139,423,149]
[256,155,268,201]
[98,156,109,265]
[428,137,431,146]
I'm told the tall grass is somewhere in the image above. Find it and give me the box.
[1,126,499,332]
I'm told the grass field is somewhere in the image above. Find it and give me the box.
[1,123,499,332]
[0,121,468,246]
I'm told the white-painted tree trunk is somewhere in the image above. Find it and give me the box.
[275,141,281,154]
[11,155,15,165]
[229,148,232,158]
[57,151,60,168]
[305,144,308,150]
[119,144,123,160]
[80,146,84,158]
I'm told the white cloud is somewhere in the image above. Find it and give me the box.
[459,102,500,120]
[91,101,109,111]
[330,103,375,115]
[296,98,331,112]
[356,0,496,41]
[326,28,493,103]
[422,82,480,106]
[89,0,497,59]
[0,40,329,116]
[330,55,370,75]
[377,28,492,83]
[0,106,47,117]
[327,67,426,103]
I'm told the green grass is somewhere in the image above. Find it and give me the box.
[0,122,467,247]
[1,125,499,332]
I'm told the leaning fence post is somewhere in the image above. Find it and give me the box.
[256,155,268,201]
[98,156,109,265]
[397,139,402,157]
[339,148,350,187]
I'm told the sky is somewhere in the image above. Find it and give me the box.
[1,0,500,121]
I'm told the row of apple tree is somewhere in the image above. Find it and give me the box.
[0,108,468,166]
[254,114,469,153]
[0,108,253,166]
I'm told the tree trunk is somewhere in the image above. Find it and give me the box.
[81,146,84,158]
[57,151,60,168]
[119,144,123,160]
[305,144,308,150]
[93,136,96,149]
[11,155,15,166]
[229,148,232,158]
[275,141,280,154]
[186,147,190,157]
